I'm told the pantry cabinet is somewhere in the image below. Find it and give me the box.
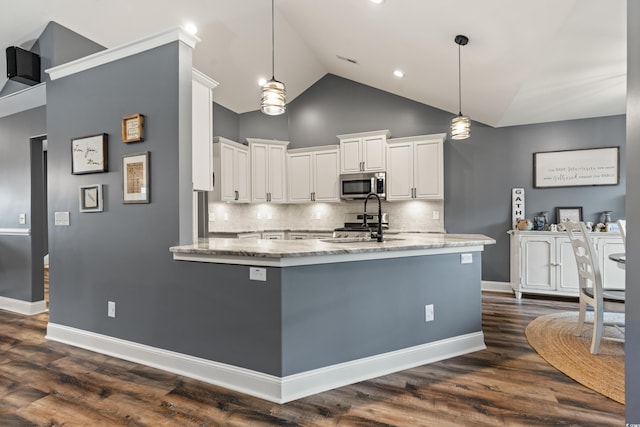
[509,231,624,299]
[386,134,445,200]
[191,69,219,191]
[287,145,340,203]
[247,138,289,203]
[338,130,390,173]
[209,137,250,203]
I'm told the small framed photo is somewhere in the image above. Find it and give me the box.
[71,133,108,174]
[556,206,583,223]
[122,152,150,203]
[122,113,145,143]
[79,184,103,212]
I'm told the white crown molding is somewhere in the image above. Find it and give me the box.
[0,296,46,315]
[46,322,485,403]
[46,27,201,81]
[0,83,46,119]
[192,68,219,89]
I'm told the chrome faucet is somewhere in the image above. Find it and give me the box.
[363,192,383,242]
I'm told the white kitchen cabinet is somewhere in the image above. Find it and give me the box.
[209,137,250,203]
[287,145,340,203]
[338,130,391,173]
[510,231,624,299]
[247,138,289,203]
[191,69,219,191]
[386,134,445,200]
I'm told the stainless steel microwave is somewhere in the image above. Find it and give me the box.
[339,172,386,200]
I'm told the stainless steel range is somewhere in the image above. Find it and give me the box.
[333,212,389,238]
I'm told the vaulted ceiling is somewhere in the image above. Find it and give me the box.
[0,0,626,127]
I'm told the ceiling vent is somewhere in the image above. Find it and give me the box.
[6,46,41,86]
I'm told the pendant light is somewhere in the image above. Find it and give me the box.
[451,34,470,140]
[261,0,286,115]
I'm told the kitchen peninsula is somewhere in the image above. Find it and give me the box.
[170,233,495,403]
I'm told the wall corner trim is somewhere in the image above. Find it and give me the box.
[46,27,201,81]
[0,228,31,236]
[46,322,485,403]
[0,83,46,119]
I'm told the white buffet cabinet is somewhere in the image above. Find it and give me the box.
[509,230,624,299]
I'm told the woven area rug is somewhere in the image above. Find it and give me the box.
[525,311,625,404]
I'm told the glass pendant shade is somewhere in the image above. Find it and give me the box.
[261,78,286,115]
[451,114,471,140]
[451,34,470,140]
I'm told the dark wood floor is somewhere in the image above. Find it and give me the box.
[0,292,624,426]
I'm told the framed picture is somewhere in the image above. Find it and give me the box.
[122,113,145,143]
[533,147,619,188]
[71,133,108,174]
[556,206,583,223]
[122,152,150,203]
[79,184,103,212]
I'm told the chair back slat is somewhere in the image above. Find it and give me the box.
[565,221,604,297]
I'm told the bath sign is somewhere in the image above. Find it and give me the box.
[512,188,525,228]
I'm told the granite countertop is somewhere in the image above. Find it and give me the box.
[170,233,495,266]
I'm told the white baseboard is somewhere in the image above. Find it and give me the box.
[482,280,513,293]
[0,296,47,315]
[46,323,485,403]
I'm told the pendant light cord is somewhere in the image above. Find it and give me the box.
[458,43,462,116]
[271,0,275,79]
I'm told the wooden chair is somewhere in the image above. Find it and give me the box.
[565,221,625,354]
[617,219,626,245]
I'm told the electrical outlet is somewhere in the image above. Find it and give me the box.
[210,212,215,221]
[267,211,272,220]
[432,211,440,220]
[224,212,229,221]
[257,212,262,219]
[249,267,267,281]
[315,211,322,220]
[108,301,116,318]
[18,213,26,225]
[461,253,473,264]
[425,304,434,322]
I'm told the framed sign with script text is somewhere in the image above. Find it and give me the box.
[533,147,619,188]
[71,133,108,174]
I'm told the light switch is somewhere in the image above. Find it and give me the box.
[461,253,473,264]
[54,212,70,226]
[18,213,26,225]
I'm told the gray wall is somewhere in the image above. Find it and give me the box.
[281,252,481,375]
[223,74,625,282]
[626,1,639,423]
[0,107,46,301]
[45,41,283,375]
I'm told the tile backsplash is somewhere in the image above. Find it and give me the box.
[207,199,444,233]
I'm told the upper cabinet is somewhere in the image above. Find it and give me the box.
[247,138,289,203]
[210,137,250,203]
[338,130,391,173]
[386,133,445,200]
[192,69,219,191]
[287,145,340,203]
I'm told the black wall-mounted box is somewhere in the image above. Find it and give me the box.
[6,46,41,85]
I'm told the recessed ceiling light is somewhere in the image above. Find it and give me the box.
[393,69,404,78]
[258,77,267,87]
[184,22,198,35]
[371,0,385,4]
